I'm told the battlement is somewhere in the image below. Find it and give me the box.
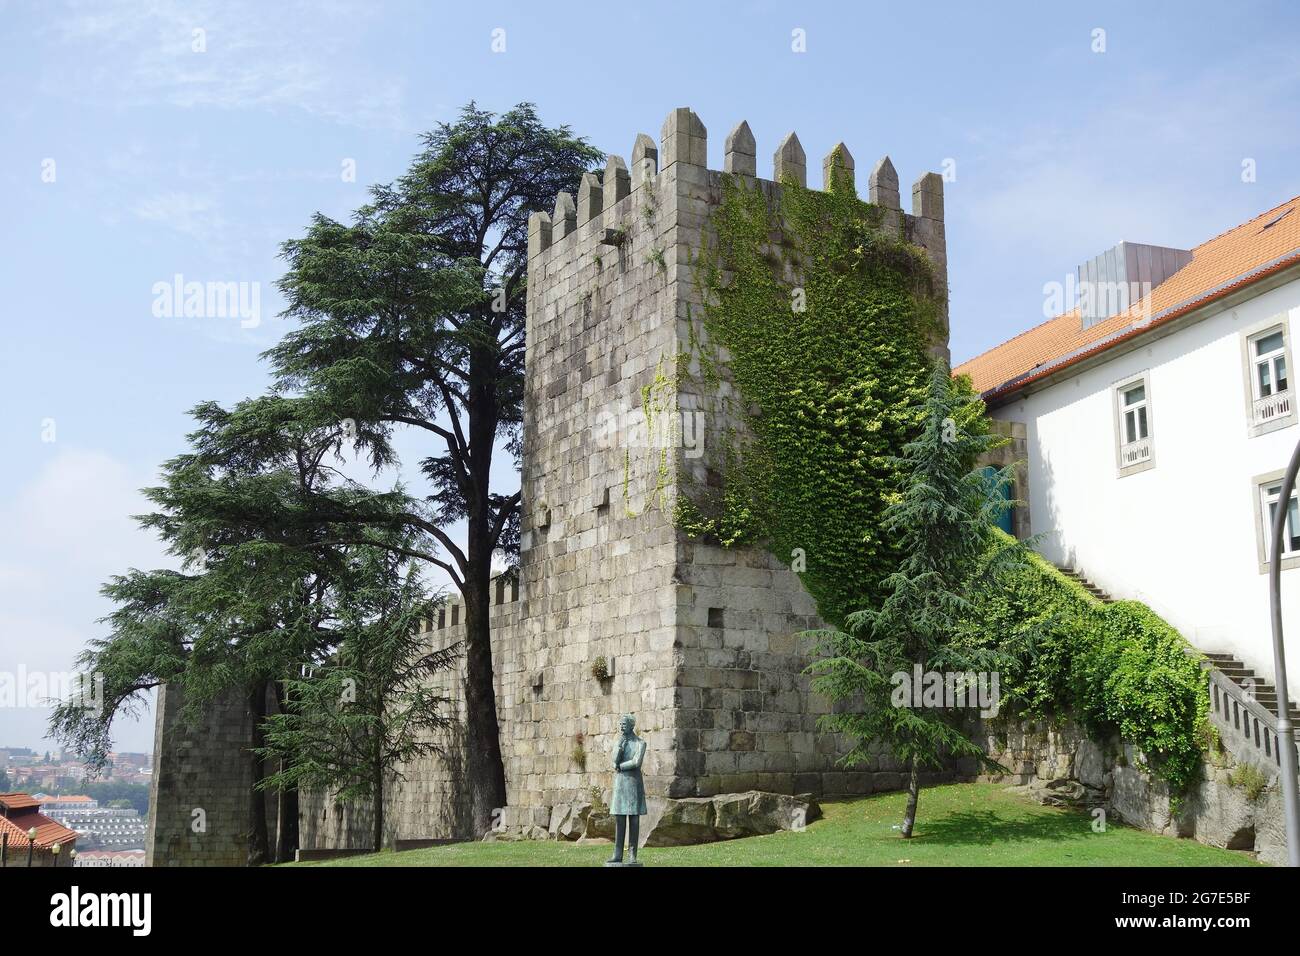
[527,107,946,263]
[420,573,520,633]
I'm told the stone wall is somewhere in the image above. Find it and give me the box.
[508,108,952,807]
[147,684,263,866]
[973,717,1287,864]
[298,583,522,849]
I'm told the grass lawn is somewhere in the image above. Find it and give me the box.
[289,783,1258,867]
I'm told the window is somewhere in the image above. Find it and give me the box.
[1253,468,1300,573]
[1261,481,1300,558]
[1253,330,1287,399]
[1121,382,1149,444]
[1113,373,1154,476]
[1241,318,1297,436]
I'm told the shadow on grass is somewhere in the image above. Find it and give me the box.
[911,808,1098,847]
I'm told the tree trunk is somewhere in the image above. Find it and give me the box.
[272,683,298,863]
[456,319,510,837]
[275,774,299,864]
[247,681,270,866]
[901,755,921,839]
[461,570,507,835]
[372,759,384,852]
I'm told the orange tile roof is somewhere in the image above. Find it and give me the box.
[0,810,78,849]
[956,196,1300,398]
[0,793,40,812]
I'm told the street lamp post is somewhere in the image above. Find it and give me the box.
[26,827,37,868]
[1268,436,1300,867]
[52,842,61,868]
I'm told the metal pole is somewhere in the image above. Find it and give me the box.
[1,832,6,867]
[1267,436,1300,867]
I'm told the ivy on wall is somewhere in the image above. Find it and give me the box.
[668,170,1209,798]
[678,173,941,626]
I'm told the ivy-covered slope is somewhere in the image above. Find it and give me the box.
[961,534,1210,797]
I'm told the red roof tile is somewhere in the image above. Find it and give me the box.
[956,196,1300,397]
[0,793,40,812]
[0,811,78,849]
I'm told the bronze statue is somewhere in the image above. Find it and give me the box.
[606,713,647,866]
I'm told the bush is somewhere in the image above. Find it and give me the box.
[959,545,1095,717]
[963,533,1210,797]
[1077,602,1208,795]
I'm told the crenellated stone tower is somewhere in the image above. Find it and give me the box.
[510,107,950,814]
[151,108,950,859]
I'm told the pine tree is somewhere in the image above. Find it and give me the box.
[268,103,602,831]
[256,547,457,852]
[808,361,1029,837]
[49,395,391,862]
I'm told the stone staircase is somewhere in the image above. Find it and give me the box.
[1055,562,1296,765]
[1204,649,1300,774]
[1054,565,1113,603]
[1204,652,1300,725]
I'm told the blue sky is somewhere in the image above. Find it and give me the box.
[2,0,1298,754]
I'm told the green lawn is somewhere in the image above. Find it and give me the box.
[289,783,1257,867]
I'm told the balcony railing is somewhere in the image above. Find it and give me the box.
[1253,389,1292,426]
[1120,436,1152,467]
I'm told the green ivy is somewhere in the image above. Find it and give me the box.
[960,535,1210,800]
[682,173,940,626]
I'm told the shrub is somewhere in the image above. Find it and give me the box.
[962,532,1210,798]
[1076,602,1209,796]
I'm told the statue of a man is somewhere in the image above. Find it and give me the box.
[606,713,647,866]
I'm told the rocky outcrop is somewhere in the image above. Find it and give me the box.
[565,790,820,846]
[548,802,591,841]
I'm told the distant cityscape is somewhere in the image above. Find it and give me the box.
[2,746,150,866]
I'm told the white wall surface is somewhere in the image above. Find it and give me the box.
[994,280,1300,696]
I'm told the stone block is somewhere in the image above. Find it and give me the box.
[723,120,756,176]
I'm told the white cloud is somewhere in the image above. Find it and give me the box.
[40,0,408,129]
[132,190,223,241]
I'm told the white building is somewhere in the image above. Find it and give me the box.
[46,804,147,850]
[957,197,1300,708]
[75,849,146,867]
